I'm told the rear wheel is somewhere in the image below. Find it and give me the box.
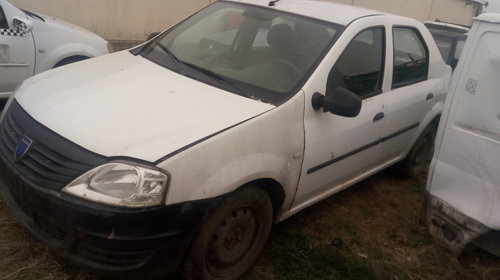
[181,186,273,280]
[398,123,436,177]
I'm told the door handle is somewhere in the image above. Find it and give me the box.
[426,93,434,100]
[373,112,385,122]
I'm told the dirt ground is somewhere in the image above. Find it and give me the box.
[1,169,499,280]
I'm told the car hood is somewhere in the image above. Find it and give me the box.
[14,51,275,162]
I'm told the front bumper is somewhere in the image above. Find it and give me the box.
[0,153,222,278]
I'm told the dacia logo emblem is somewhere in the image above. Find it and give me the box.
[15,135,32,161]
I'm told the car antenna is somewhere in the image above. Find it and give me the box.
[269,0,281,6]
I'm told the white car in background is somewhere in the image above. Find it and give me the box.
[0,0,108,109]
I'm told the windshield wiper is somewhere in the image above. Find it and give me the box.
[153,42,181,70]
[137,41,249,98]
[182,62,249,98]
[21,9,45,22]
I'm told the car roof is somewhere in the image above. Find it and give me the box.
[227,0,387,26]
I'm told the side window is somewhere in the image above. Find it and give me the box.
[392,27,429,88]
[327,27,385,99]
[0,6,7,29]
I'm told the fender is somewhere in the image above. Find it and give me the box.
[35,42,105,73]
[158,92,306,218]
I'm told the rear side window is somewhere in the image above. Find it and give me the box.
[0,6,8,29]
[328,27,385,99]
[392,27,429,88]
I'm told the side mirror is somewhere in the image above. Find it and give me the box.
[311,88,361,117]
[12,16,33,33]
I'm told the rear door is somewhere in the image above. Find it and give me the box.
[0,2,35,98]
[372,26,435,167]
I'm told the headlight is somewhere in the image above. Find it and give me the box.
[63,161,169,208]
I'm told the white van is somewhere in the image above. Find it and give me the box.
[427,13,500,257]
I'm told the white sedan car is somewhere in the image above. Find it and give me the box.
[0,1,450,279]
[0,0,108,108]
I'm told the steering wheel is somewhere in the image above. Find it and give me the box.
[269,59,302,79]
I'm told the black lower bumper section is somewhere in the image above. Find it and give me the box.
[0,154,222,278]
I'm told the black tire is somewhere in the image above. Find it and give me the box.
[181,186,273,280]
[398,123,437,177]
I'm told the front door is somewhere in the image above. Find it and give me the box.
[0,3,34,98]
[293,27,387,212]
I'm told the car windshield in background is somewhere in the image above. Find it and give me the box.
[428,29,467,68]
[136,2,341,105]
[433,35,453,62]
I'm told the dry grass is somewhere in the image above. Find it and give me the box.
[1,170,499,280]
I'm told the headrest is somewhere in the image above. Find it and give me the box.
[267,24,293,49]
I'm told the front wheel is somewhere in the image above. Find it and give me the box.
[398,123,437,177]
[181,186,273,280]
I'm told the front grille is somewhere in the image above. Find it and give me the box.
[0,100,106,190]
[75,240,158,268]
[32,212,67,241]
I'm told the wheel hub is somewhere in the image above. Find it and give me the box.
[207,207,256,266]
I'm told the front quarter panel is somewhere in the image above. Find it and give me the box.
[158,92,305,218]
[30,18,108,73]
[36,42,106,71]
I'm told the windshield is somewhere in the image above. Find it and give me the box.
[135,2,341,105]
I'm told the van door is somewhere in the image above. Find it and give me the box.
[293,27,387,212]
[426,16,500,257]
[431,27,500,225]
[0,3,35,98]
